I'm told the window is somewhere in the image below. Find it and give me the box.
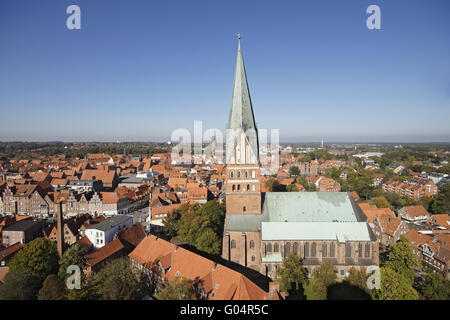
[345,244,352,257]
[293,243,298,255]
[304,243,309,257]
[230,171,234,178]
[365,244,370,258]
[341,270,344,276]
[274,243,279,252]
[358,243,363,258]
[243,206,246,212]
[251,255,255,262]
[252,170,255,178]
[252,185,256,191]
[245,171,248,178]
[330,243,335,257]
[231,240,236,249]
[250,240,255,249]
[311,243,316,257]
[267,243,272,253]
[247,184,250,191]
[285,242,291,254]
[232,185,235,191]
[238,171,241,178]
[322,243,327,257]
[237,185,240,191]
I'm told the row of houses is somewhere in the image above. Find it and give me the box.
[382,177,438,201]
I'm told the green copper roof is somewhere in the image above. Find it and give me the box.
[225,192,368,232]
[226,37,259,163]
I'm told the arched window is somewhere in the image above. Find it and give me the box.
[237,171,241,178]
[247,184,250,191]
[358,243,363,258]
[311,243,316,257]
[365,243,370,257]
[252,185,256,191]
[252,170,256,178]
[322,243,327,257]
[243,206,246,212]
[345,243,352,257]
[250,240,255,249]
[237,184,240,191]
[285,242,291,254]
[274,243,279,252]
[230,171,234,178]
[245,171,248,178]
[232,184,235,191]
[267,243,272,253]
[304,243,309,257]
[330,243,335,257]
[231,240,236,249]
[293,243,298,255]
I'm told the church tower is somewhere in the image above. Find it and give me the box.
[225,36,262,215]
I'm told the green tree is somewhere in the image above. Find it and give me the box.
[304,277,327,300]
[38,275,67,300]
[304,261,337,300]
[276,253,308,293]
[58,243,86,282]
[369,197,391,209]
[0,271,41,300]
[88,258,143,300]
[431,183,450,214]
[286,184,299,192]
[372,267,419,300]
[155,277,199,300]
[9,237,59,284]
[384,236,421,284]
[195,228,221,255]
[416,273,450,300]
[347,267,369,293]
[163,205,184,238]
[289,166,300,177]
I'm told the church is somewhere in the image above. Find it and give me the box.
[221,37,379,279]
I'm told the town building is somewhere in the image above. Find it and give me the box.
[85,215,133,249]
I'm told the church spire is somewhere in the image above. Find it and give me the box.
[226,35,259,164]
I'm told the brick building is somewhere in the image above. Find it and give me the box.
[221,38,378,280]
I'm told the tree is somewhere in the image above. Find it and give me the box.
[304,261,337,300]
[372,267,419,300]
[163,205,184,238]
[370,197,391,209]
[9,237,59,284]
[88,258,143,300]
[0,271,41,300]
[289,166,300,177]
[346,267,369,293]
[304,277,327,300]
[155,276,199,300]
[195,228,221,255]
[58,244,86,282]
[276,253,308,293]
[38,275,67,300]
[416,273,450,300]
[383,236,421,284]
[286,184,299,192]
[431,183,450,214]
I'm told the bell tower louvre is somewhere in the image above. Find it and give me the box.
[225,35,262,215]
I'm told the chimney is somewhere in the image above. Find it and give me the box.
[56,201,65,257]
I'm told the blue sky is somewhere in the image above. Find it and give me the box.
[0,0,449,143]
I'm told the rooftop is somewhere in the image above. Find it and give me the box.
[87,215,132,232]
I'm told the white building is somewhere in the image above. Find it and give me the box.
[85,215,133,249]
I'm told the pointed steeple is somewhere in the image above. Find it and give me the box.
[226,35,259,164]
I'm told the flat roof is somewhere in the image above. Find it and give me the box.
[3,219,40,232]
[87,215,132,232]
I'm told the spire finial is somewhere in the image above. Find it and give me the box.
[237,33,241,40]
